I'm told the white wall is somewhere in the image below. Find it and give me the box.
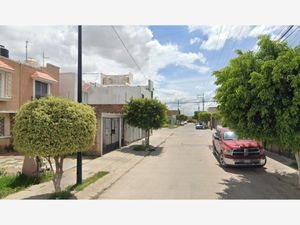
[124,121,145,145]
[87,85,152,104]
[59,72,77,101]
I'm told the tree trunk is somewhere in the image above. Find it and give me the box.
[295,151,300,189]
[52,156,64,193]
[145,129,150,148]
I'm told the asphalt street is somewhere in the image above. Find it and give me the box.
[96,123,300,199]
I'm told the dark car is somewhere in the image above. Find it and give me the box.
[195,124,204,129]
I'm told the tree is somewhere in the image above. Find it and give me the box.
[198,112,211,125]
[13,97,96,192]
[123,98,168,147]
[176,114,188,124]
[214,35,300,187]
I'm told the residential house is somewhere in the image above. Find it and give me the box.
[0,46,59,149]
[83,73,154,156]
[167,110,180,125]
[59,72,77,101]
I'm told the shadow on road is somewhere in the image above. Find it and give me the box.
[215,169,300,199]
[208,145,300,199]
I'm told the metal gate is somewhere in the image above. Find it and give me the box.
[103,118,120,154]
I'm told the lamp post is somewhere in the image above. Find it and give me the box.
[76,25,82,185]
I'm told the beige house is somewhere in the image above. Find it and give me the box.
[0,52,60,149]
[59,72,77,101]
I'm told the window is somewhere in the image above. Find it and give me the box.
[0,70,12,99]
[35,80,48,99]
[0,117,4,136]
[223,131,238,140]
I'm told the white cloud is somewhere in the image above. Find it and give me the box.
[0,25,212,109]
[188,25,283,50]
[190,37,202,45]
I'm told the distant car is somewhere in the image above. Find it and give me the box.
[180,121,188,125]
[212,127,266,167]
[195,124,204,129]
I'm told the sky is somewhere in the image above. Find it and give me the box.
[1,25,299,115]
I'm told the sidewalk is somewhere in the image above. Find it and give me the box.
[4,128,175,200]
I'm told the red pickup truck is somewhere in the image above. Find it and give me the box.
[212,127,266,167]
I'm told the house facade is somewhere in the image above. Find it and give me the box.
[83,73,153,155]
[167,110,180,125]
[0,51,59,149]
[59,72,77,101]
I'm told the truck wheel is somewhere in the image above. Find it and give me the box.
[219,151,227,168]
[258,157,267,167]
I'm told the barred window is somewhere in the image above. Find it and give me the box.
[0,117,4,136]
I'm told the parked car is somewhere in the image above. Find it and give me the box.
[195,123,208,129]
[212,127,266,167]
[195,124,204,129]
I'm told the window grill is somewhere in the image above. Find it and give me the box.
[0,117,4,136]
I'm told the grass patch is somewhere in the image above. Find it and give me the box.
[133,145,147,151]
[133,145,155,151]
[0,171,53,199]
[49,171,109,200]
[162,124,179,128]
[49,191,74,200]
[289,161,298,170]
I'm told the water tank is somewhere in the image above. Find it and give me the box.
[0,45,9,58]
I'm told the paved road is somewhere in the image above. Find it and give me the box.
[96,123,300,199]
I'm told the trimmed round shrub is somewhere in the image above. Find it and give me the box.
[13,96,97,157]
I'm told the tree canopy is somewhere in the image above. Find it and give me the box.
[13,96,97,192]
[193,111,211,124]
[214,35,300,152]
[13,97,96,156]
[123,98,167,146]
[176,114,188,124]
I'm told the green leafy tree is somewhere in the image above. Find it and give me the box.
[123,98,168,147]
[212,110,226,127]
[176,114,188,124]
[198,112,211,125]
[13,97,97,192]
[214,35,300,187]
[192,111,199,121]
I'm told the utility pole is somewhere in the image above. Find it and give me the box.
[177,100,180,114]
[76,25,83,185]
[25,40,28,62]
[42,50,49,67]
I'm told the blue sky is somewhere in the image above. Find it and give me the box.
[1,25,299,115]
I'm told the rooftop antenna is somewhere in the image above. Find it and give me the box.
[42,50,50,67]
[25,40,29,62]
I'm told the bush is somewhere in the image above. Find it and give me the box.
[13,97,97,192]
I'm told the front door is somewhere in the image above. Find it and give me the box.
[103,118,120,154]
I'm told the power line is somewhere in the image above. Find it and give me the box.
[111,26,142,71]
[282,26,300,42]
[277,25,294,41]
[276,25,289,40]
